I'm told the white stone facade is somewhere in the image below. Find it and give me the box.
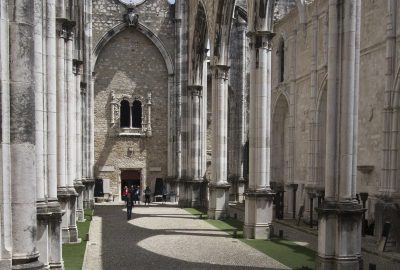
[0,0,399,269]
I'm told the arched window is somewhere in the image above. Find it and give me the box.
[120,100,130,128]
[132,100,142,128]
[278,40,285,83]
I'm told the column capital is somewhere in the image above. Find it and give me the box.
[64,20,76,40]
[188,85,203,97]
[248,31,275,50]
[211,65,229,81]
[73,59,83,75]
[56,18,68,39]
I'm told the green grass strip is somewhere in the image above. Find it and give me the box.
[183,208,315,270]
[63,208,94,270]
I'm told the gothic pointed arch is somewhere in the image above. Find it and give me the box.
[271,93,290,187]
[189,1,209,85]
[93,22,174,76]
[316,76,328,189]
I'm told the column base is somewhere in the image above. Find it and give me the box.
[316,201,364,270]
[315,256,363,270]
[74,180,85,222]
[229,176,246,203]
[12,260,45,270]
[58,187,78,244]
[68,226,79,243]
[208,183,230,219]
[48,262,64,270]
[61,227,70,244]
[0,259,11,270]
[178,180,206,208]
[243,189,275,239]
[47,203,64,270]
[82,178,95,209]
[165,177,179,202]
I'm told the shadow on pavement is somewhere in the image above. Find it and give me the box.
[97,205,282,270]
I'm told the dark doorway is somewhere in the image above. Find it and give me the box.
[121,170,141,195]
[154,178,163,196]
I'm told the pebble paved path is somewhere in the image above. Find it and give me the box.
[83,203,289,270]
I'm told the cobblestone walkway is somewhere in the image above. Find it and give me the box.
[83,203,289,270]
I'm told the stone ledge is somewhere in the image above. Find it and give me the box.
[245,189,275,199]
[209,182,231,190]
[316,201,364,216]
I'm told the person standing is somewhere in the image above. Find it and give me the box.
[162,186,168,204]
[144,186,151,206]
[126,192,133,220]
[122,185,129,201]
[133,185,140,205]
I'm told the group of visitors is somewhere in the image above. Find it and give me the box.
[122,185,169,220]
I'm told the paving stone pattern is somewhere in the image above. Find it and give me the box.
[83,203,289,270]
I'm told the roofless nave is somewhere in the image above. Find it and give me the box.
[0,0,399,269]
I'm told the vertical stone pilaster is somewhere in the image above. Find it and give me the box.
[9,0,44,268]
[33,0,49,267]
[146,92,152,137]
[208,65,230,220]
[182,85,204,207]
[229,12,247,203]
[176,0,188,206]
[56,18,70,244]
[74,61,85,222]
[0,0,12,267]
[65,20,79,243]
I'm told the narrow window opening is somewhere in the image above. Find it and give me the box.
[279,41,285,83]
[132,100,142,128]
[120,100,130,128]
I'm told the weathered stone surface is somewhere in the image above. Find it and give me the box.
[94,23,170,195]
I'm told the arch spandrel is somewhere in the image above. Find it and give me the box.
[93,22,174,76]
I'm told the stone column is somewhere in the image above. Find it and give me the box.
[230,13,247,203]
[74,61,85,222]
[46,2,63,252]
[9,0,44,268]
[146,93,152,137]
[0,0,12,267]
[244,0,275,239]
[175,0,186,201]
[185,85,203,207]
[34,0,50,267]
[82,0,95,209]
[316,1,363,269]
[65,21,78,243]
[56,18,71,243]
[208,65,230,219]
[200,58,208,206]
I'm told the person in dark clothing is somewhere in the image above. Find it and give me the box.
[133,185,140,205]
[144,186,151,206]
[126,192,133,220]
[162,186,167,204]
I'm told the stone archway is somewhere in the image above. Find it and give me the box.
[271,93,290,218]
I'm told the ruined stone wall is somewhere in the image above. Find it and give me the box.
[271,0,389,219]
[92,0,175,58]
[93,0,173,196]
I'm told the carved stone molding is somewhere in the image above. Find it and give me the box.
[109,90,152,137]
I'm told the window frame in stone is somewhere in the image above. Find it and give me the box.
[110,91,152,137]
